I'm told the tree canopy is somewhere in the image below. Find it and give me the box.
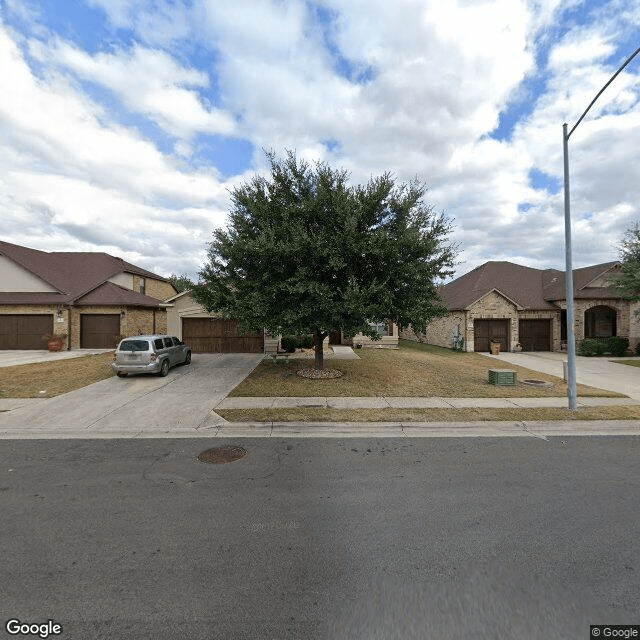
[611,221,640,305]
[168,273,195,293]
[192,151,457,368]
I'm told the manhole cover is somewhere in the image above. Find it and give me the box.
[198,445,248,464]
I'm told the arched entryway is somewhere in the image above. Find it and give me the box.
[584,305,616,340]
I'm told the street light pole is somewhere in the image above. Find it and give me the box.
[562,45,640,411]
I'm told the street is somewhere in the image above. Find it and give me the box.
[2,436,639,639]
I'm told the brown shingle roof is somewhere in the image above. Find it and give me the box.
[75,282,165,307]
[0,240,169,307]
[440,262,557,310]
[440,260,623,310]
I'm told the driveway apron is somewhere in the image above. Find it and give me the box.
[0,354,262,434]
[486,352,640,400]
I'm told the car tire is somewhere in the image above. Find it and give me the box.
[116,372,127,378]
[184,351,191,365]
[159,359,170,377]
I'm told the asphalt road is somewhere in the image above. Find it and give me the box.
[2,436,639,639]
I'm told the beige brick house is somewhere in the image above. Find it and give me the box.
[401,261,639,353]
[0,241,176,350]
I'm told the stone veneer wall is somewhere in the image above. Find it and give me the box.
[465,291,519,351]
[132,276,176,301]
[516,310,561,351]
[0,305,69,349]
[70,306,166,348]
[555,298,636,350]
[420,313,467,350]
[352,322,399,349]
[630,302,640,352]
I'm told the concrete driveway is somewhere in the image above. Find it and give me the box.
[0,353,262,437]
[487,351,640,400]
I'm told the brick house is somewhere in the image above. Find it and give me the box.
[0,241,177,350]
[401,261,639,353]
[165,290,399,354]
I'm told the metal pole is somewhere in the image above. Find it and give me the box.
[561,45,640,411]
[562,123,577,410]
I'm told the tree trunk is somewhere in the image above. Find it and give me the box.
[314,329,326,369]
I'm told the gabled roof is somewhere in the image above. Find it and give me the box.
[74,281,169,307]
[440,262,557,310]
[440,260,624,310]
[541,261,621,301]
[0,240,170,307]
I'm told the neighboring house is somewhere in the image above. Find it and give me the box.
[165,290,266,354]
[165,290,399,353]
[401,260,640,353]
[0,241,176,350]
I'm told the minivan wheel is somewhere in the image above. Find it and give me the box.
[160,359,170,377]
[184,352,191,365]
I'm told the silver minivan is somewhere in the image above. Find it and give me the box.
[112,335,191,377]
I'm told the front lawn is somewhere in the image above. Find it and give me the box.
[0,353,115,398]
[611,359,640,368]
[228,340,623,398]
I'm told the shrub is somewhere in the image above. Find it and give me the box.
[280,335,298,352]
[577,339,604,357]
[637,342,640,357]
[298,334,314,349]
[608,336,630,357]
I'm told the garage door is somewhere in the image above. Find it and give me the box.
[474,319,510,352]
[0,314,53,350]
[80,314,121,348]
[519,319,551,351]
[182,318,264,353]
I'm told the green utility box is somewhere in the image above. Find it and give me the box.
[488,369,517,386]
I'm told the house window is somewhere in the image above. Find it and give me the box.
[584,306,616,339]
[371,321,389,337]
[139,278,146,295]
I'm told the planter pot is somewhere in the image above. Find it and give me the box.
[47,339,63,352]
[490,342,501,355]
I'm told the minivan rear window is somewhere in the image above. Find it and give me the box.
[119,340,150,352]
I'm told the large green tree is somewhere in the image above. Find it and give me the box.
[192,151,457,369]
[611,221,640,306]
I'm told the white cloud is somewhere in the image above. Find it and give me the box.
[2,0,640,282]
[28,38,235,141]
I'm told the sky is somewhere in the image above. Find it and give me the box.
[1,0,639,283]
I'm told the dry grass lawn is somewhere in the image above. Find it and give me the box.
[611,359,640,368]
[0,353,115,398]
[218,405,640,422]
[229,340,623,398]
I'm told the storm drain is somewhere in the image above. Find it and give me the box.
[198,445,248,464]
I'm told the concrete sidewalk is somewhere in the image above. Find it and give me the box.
[0,349,112,368]
[216,395,640,409]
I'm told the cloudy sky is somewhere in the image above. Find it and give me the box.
[1,0,639,281]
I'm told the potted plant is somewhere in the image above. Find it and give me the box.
[513,342,523,352]
[489,338,501,355]
[42,333,68,352]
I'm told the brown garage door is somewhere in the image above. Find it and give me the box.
[519,319,551,351]
[182,318,263,353]
[80,314,121,348]
[474,319,510,352]
[0,314,53,350]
